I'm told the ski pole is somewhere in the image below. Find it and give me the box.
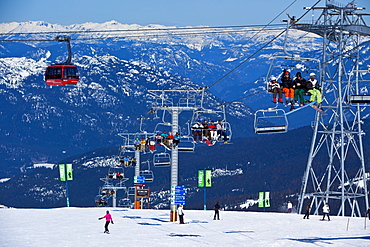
[365,214,367,230]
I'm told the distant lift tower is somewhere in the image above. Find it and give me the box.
[148,88,223,221]
[149,89,200,221]
[296,1,370,216]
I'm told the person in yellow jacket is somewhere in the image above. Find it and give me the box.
[306,73,322,104]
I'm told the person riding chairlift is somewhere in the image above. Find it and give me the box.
[281,70,294,105]
[217,120,228,143]
[208,121,217,140]
[192,122,203,143]
[268,76,283,103]
[306,72,322,105]
[292,72,307,107]
[173,132,181,147]
[167,132,174,148]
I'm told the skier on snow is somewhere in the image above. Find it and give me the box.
[99,210,114,233]
[214,202,221,220]
[322,203,330,221]
[303,203,310,219]
[178,205,185,224]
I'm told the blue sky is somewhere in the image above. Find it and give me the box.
[0,0,369,27]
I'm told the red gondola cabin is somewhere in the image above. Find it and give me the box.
[45,65,79,86]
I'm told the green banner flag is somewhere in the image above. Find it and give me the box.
[265,191,270,207]
[198,170,204,187]
[205,170,212,187]
[66,163,73,181]
[258,192,264,207]
[59,164,66,181]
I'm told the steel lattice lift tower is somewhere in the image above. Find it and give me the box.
[295,0,370,216]
[148,88,228,221]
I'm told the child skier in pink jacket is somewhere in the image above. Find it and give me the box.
[98,210,114,233]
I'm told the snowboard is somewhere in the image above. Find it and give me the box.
[310,104,326,114]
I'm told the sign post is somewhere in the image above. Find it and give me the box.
[171,186,186,205]
[198,170,212,210]
[205,170,212,187]
[171,186,186,221]
[258,191,270,211]
[59,164,73,207]
[134,176,146,209]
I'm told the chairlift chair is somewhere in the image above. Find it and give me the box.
[254,108,288,134]
[153,152,171,167]
[265,18,321,89]
[220,121,232,142]
[107,165,128,183]
[95,188,110,207]
[177,136,195,152]
[190,105,231,143]
[154,122,180,134]
[140,160,154,182]
[128,187,136,196]
[95,195,108,207]
[347,95,370,105]
[118,198,132,208]
[139,170,154,183]
[265,54,321,93]
[179,97,196,107]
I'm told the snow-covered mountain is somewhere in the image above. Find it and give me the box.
[1,21,370,210]
[0,21,264,176]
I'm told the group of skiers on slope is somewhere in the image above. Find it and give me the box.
[192,120,229,144]
[289,201,330,220]
[268,70,322,108]
[292,202,370,222]
[177,202,221,224]
[176,202,222,224]
[98,203,370,233]
[302,202,330,221]
[97,202,221,232]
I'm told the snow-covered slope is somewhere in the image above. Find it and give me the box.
[1,207,369,247]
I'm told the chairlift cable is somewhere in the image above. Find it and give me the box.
[187,0,301,82]
[207,0,322,91]
[208,29,287,90]
[201,0,327,110]
[0,24,285,36]
[0,26,286,42]
[176,0,312,108]
[225,90,266,106]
